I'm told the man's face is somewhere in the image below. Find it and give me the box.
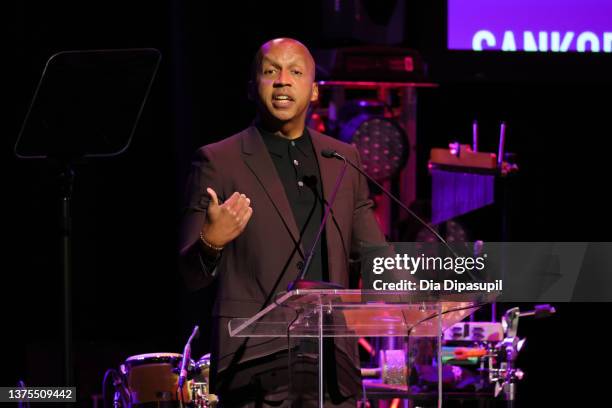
[254,40,318,128]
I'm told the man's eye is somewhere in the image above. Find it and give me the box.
[263,69,275,75]
[292,70,303,75]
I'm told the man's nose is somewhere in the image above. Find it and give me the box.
[273,69,291,87]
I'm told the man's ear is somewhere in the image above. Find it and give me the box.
[310,82,319,102]
[247,80,256,101]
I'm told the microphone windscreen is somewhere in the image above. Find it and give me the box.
[321,149,336,158]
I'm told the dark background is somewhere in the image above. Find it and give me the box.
[5,1,610,406]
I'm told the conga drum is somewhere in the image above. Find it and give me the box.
[122,352,192,407]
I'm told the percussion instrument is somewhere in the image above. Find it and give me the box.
[121,352,192,406]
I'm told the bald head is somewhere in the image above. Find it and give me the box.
[251,38,316,81]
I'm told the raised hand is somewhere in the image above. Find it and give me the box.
[201,188,253,248]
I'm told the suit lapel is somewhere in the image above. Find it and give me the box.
[241,126,303,254]
[309,128,344,210]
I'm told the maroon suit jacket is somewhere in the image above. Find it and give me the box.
[179,126,387,391]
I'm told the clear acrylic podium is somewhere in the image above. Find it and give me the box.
[229,289,488,407]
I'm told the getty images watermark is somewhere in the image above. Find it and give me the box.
[360,242,612,302]
[370,251,502,293]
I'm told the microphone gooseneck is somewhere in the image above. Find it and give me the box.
[321,149,458,258]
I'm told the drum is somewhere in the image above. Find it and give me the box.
[122,352,192,406]
[193,353,210,383]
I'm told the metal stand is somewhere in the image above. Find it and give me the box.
[487,305,555,408]
[60,164,75,387]
[14,48,161,390]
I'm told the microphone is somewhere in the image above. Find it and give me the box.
[287,155,348,291]
[321,149,459,258]
[177,325,199,391]
[321,149,336,158]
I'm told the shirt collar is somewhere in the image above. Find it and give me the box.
[258,126,311,158]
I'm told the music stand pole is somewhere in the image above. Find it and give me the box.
[60,164,75,387]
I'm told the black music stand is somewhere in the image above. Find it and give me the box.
[14,48,161,387]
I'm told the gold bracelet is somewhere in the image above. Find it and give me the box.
[199,230,224,251]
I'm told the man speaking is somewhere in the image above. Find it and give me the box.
[179,38,387,407]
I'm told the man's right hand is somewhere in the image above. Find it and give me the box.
[201,188,253,248]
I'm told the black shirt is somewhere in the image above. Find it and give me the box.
[258,126,328,282]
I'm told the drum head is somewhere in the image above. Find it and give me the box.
[124,352,183,367]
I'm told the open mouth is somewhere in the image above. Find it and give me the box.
[272,94,295,102]
[271,94,295,109]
